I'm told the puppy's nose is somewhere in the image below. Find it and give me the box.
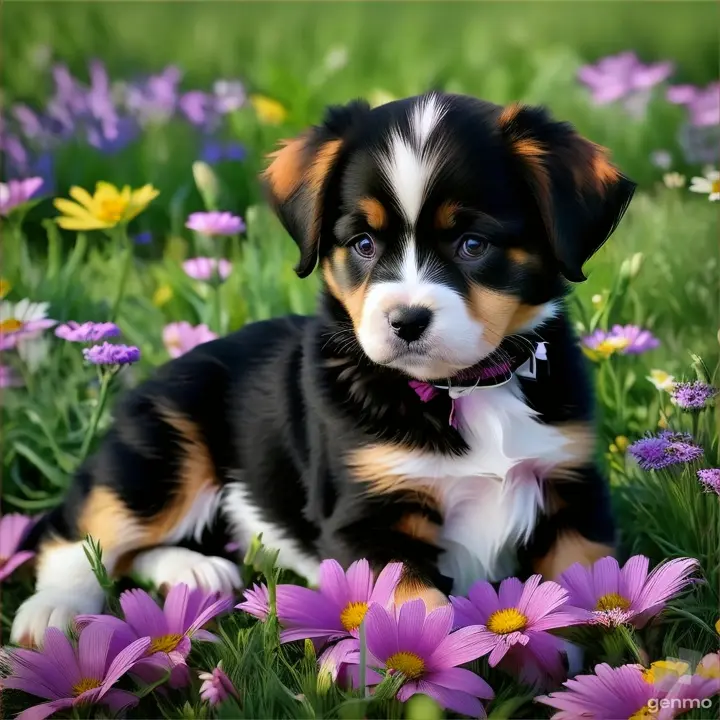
[388,305,433,342]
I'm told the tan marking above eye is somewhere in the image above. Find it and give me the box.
[507,247,531,264]
[358,197,387,230]
[395,513,440,546]
[435,200,462,229]
[322,252,369,330]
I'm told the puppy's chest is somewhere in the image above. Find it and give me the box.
[373,383,574,593]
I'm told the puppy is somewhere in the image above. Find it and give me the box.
[12,92,635,646]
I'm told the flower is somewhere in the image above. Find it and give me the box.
[55,321,120,343]
[697,469,720,496]
[0,513,36,581]
[608,324,659,354]
[54,181,159,230]
[558,555,698,628]
[697,652,720,680]
[236,583,271,621]
[689,168,720,201]
[662,172,686,189]
[628,431,704,470]
[609,435,629,454]
[2,625,150,719]
[213,80,246,114]
[345,599,494,717]
[0,300,56,350]
[249,94,288,125]
[577,51,673,107]
[581,331,629,360]
[78,583,234,686]
[0,364,23,388]
[133,231,152,245]
[0,177,43,215]
[451,575,587,688]
[163,322,217,358]
[591,293,603,307]
[650,150,673,170]
[186,211,245,236]
[183,257,233,282]
[152,283,173,307]
[272,559,403,643]
[667,82,720,127]
[671,380,718,411]
[198,662,239,706]
[647,369,676,392]
[82,342,140,366]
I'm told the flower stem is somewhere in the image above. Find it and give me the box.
[359,619,368,698]
[110,228,133,322]
[77,368,115,466]
[213,236,223,334]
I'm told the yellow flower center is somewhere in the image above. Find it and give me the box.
[596,337,630,357]
[595,593,631,612]
[712,179,720,194]
[0,318,23,333]
[97,197,129,223]
[73,677,102,696]
[487,608,528,634]
[340,601,368,632]
[643,660,689,685]
[149,633,183,654]
[629,705,655,720]
[387,651,425,679]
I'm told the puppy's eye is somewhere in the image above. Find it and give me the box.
[351,234,376,259]
[457,234,487,260]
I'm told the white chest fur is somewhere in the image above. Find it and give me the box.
[374,380,574,594]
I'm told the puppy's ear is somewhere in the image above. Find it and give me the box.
[498,103,636,282]
[263,100,371,278]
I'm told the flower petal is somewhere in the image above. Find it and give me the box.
[403,679,486,718]
[56,216,112,231]
[68,186,95,210]
[120,588,169,637]
[428,625,490,669]
[318,559,351,609]
[53,198,95,220]
[364,603,399,662]
[16,698,75,720]
[557,562,596,610]
[368,562,403,607]
[499,576,526,609]
[425,667,494,700]
[78,622,113,681]
[185,594,233,635]
[346,559,373,602]
[620,555,650,603]
[98,636,152,697]
[592,556,621,598]
[467,581,500,621]
[0,550,35,580]
[397,598,427,654]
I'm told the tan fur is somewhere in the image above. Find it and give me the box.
[322,249,369,330]
[497,102,522,129]
[435,200,462,229]
[263,137,307,202]
[394,574,449,612]
[395,512,440,546]
[547,421,597,482]
[534,530,614,580]
[77,486,140,550]
[507,247,531,264]
[359,197,387,230]
[307,139,343,193]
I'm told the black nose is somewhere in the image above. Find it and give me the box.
[388,305,433,342]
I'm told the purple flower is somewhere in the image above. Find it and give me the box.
[0,300,57,351]
[697,469,720,495]
[650,149,673,170]
[667,82,720,127]
[186,211,245,236]
[272,559,403,643]
[671,381,718,411]
[200,139,247,165]
[183,257,233,282]
[78,583,234,688]
[345,599,494,717]
[628,432,704,470]
[451,575,587,688]
[213,80,247,114]
[55,321,121,343]
[122,66,182,126]
[0,513,36,581]
[0,177,43,215]
[179,91,219,131]
[236,583,271,621]
[82,342,140,366]
[2,625,150,719]
[198,662,239,706]
[558,555,698,628]
[0,364,23,388]
[608,324,660,354]
[163,321,217,359]
[133,231,152,245]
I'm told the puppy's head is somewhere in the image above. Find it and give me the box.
[263,93,635,381]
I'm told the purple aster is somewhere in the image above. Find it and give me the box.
[671,381,718,411]
[163,322,217,359]
[628,431,704,470]
[2,625,150,719]
[0,364,23,388]
[213,80,247,114]
[558,555,698,629]
[179,90,220,131]
[667,82,720,127]
[55,321,120,343]
[183,257,233,282]
[0,513,36,581]
[186,211,245,236]
[0,177,43,216]
[697,468,720,495]
[198,662,239,706]
[82,342,140,366]
[122,66,182,126]
[236,583,271,621]
[344,599,495,717]
[608,324,660,354]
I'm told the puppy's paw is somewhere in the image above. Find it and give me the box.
[11,588,104,647]
[131,547,241,594]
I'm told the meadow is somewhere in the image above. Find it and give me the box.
[1,2,719,718]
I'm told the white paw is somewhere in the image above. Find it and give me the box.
[131,547,241,594]
[11,588,104,647]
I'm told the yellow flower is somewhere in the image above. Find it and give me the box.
[0,278,11,299]
[54,182,159,231]
[152,284,173,307]
[250,94,288,125]
[716,617,720,634]
[609,435,629,454]
[647,369,675,392]
[642,660,690,685]
[582,336,629,362]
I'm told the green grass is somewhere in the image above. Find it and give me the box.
[2,1,719,718]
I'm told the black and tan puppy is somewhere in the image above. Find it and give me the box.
[12,93,635,646]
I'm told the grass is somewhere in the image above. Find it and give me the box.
[2,1,719,718]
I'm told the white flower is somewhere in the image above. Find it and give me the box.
[647,369,675,392]
[591,293,604,307]
[0,299,56,350]
[663,172,686,189]
[689,168,720,201]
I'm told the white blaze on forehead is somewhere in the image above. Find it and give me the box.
[379,94,447,227]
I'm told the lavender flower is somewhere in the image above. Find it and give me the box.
[0,364,23,388]
[122,66,182,126]
[629,431,704,470]
[83,342,140,366]
[671,381,718,411]
[0,177,43,215]
[186,211,245,236]
[198,662,239,706]
[213,80,247,114]
[697,469,720,495]
[608,324,660,354]
[183,257,233,282]
[200,139,246,165]
[55,321,121,343]
[667,82,720,127]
